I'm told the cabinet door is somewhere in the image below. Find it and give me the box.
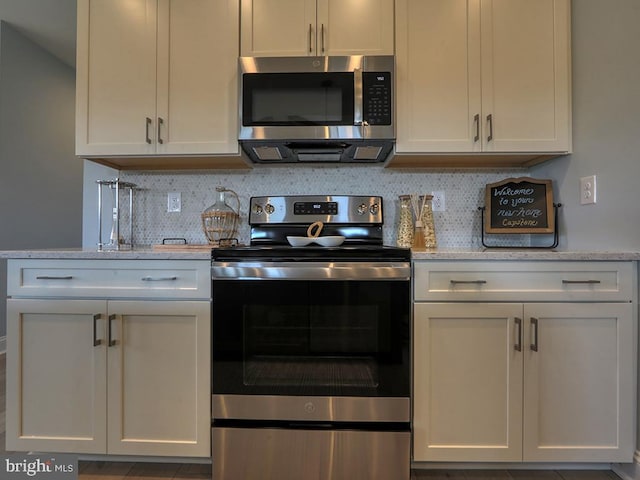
[523,303,635,462]
[241,0,317,56]
[480,0,571,152]
[106,300,211,457]
[76,0,158,156]
[156,0,239,155]
[318,0,394,56]
[6,299,107,453]
[395,0,570,157]
[413,303,523,462]
[396,0,482,153]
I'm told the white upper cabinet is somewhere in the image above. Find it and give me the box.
[240,0,394,57]
[76,0,241,164]
[393,0,571,166]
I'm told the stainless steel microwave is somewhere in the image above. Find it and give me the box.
[238,55,395,164]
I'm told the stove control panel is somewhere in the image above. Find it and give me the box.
[249,195,383,225]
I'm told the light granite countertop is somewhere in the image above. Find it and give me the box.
[0,247,213,261]
[410,248,640,261]
[1,247,639,261]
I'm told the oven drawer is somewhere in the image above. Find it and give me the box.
[213,426,410,480]
[7,259,210,299]
[414,260,634,302]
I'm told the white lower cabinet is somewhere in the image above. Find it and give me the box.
[413,261,636,463]
[5,260,211,457]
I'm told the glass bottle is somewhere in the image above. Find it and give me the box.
[421,194,437,249]
[201,187,240,246]
[396,195,414,248]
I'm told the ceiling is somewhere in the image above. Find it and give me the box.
[0,0,76,67]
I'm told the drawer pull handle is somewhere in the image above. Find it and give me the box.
[93,314,102,347]
[108,314,117,347]
[450,280,487,285]
[562,279,601,284]
[530,317,539,352]
[36,275,73,280]
[514,317,522,352]
[141,276,178,281]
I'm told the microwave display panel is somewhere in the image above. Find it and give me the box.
[242,72,354,126]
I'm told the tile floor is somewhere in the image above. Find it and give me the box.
[0,353,625,480]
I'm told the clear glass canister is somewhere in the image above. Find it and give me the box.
[396,195,414,248]
[201,187,240,246]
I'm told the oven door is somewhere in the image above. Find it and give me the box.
[212,261,410,404]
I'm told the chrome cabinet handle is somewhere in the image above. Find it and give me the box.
[530,317,539,352]
[473,114,480,142]
[487,114,493,142]
[36,275,73,280]
[562,279,601,284]
[93,314,102,347]
[321,24,325,53]
[108,314,117,347]
[309,23,313,53]
[145,117,152,144]
[449,279,487,285]
[514,317,522,352]
[157,117,164,144]
[141,276,177,281]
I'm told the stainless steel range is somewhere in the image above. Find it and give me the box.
[211,195,411,480]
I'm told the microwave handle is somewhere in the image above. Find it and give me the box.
[354,68,364,134]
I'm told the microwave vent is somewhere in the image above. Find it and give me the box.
[354,146,383,160]
[252,146,283,161]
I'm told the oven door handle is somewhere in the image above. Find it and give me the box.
[211,262,411,281]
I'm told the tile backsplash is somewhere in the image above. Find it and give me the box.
[118,166,530,248]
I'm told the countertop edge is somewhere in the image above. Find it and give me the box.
[410,249,640,261]
[1,248,639,261]
[0,249,213,260]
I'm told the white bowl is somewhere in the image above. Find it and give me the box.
[314,236,345,247]
[287,236,313,247]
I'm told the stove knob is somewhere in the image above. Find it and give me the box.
[370,203,380,215]
[253,204,263,215]
[265,203,275,215]
[357,203,368,215]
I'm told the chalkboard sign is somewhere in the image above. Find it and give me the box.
[485,177,554,234]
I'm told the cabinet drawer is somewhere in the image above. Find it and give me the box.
[414,261,634,302]
[7,259,210,299]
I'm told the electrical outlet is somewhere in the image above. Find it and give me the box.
[580,175,597,205]
[167,192,181,212]
[431,191,445,212]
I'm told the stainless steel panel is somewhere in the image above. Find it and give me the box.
[249,195,384,224]
[212,395,410,423]
[213,427,410,480]
[239,55,394,75]
[239,122,394,141]
[211,261,410,280]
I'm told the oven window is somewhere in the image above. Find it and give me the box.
[243,304,380,388]
[212,280,410,397]
[242,72,355,126]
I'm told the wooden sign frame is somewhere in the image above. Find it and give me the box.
[485,177,554,234]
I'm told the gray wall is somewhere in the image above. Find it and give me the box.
[532,1,640,250]
[0,22,81,340]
